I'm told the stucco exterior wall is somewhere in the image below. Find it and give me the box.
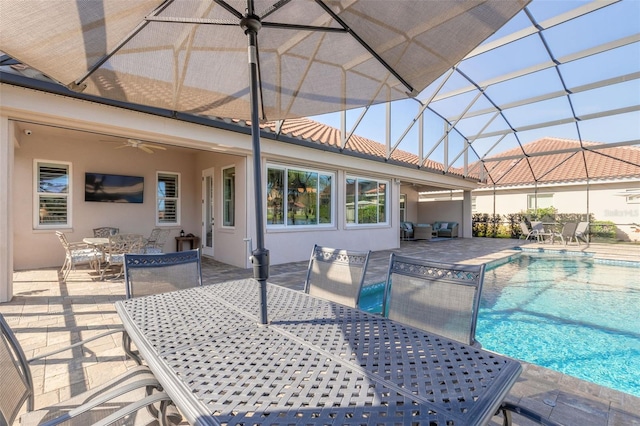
[417,200,464,235]
[194,152,249,268]
[473,181,640,241]
[2,82,479,277]
[13,131,202,270]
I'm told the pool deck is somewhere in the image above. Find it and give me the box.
[2,238,639,425]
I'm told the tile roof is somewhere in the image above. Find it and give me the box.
[479,138,640,187]
[258,118,449,175]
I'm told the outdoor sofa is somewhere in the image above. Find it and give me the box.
[433,221,459,238]
[401,222,434,240]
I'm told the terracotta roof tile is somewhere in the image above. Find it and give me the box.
[262,118,452,176]
[478,138,640,187]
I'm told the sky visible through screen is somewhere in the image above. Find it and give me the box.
[308,0,640,168]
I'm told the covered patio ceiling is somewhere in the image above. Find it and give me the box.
[309,0,640,186]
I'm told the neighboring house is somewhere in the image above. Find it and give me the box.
[472,138,640,242]
[0,67,477,301]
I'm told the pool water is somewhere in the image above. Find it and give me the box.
[476,253,640,397]
[359,253,640,397]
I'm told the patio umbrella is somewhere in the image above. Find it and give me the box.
[0,0,528,324]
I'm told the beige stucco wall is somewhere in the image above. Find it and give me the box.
[417,200,464,235]
[473,181,640,241]
[13,130,202,270]
[3,82,481,278]
[194,152,249,267]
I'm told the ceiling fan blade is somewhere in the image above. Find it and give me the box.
[139,145,154,154]
[142,143,167,150]
[114,144,128,149]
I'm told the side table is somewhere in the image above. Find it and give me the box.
[175,236,200,252]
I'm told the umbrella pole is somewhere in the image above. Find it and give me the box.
[244,17,269,325]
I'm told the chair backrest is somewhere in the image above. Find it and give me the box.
[0,313,34,425]
[530,221,544,233]
[108,234,144,256]
[575,221,589,240]
[124,249,203,299]
[93,227,119,237]
[561,222,578,238]
[55,230,69,250]
[519,221,531,235]
[146,228,170,249]
[383,253,485,346]
[304,244,371,308]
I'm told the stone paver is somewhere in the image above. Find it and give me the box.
[2,238,639,425]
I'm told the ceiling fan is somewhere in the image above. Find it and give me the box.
[102,138,167,154]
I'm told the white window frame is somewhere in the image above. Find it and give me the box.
[399,193,407,222]
[266,163,335,229]
[345,175,389,226]
[527,193,553,210]
[222,166,235,228]
[156,171,181,226]
[33,159,72,229]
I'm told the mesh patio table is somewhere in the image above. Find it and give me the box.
[115,279,522,426]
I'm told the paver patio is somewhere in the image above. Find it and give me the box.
[2,238,639,425]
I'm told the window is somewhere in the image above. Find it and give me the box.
[157,172,180,225]
[34,160,71,228]
[266,165,334,227]
[624,189,640,204]
[399,193,406,222]
[222,167,235,226]
[472,196,477,213]
[527,193,553,210]
[346,176,388,225]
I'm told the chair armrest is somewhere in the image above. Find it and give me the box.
[38,376,164,426]
[67,242,93,250]
[91,392,180,426]
[27,327,125,362]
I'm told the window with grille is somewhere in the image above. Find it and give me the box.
[34,160,71,228]
[346,176,388,225]
[223,167,235,227]
[157,172,180,225]
[266,165,334,227]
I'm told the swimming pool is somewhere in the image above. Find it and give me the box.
[476,252,640,397]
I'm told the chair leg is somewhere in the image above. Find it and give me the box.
[499,402,561,426]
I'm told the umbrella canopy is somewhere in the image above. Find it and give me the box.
[0,0,528,323]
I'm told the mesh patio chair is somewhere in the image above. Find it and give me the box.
[304,244,371,308]
[530,221,553,242]
[552,222,578,245]
[101,234,145,280]
[519,221,537,241]
[122,250,203,368]
[143,228,171,254]
[383,253,485,346]
[0,313,179,426]
[93,227,119,237]
[124,249,203,299]
[575,221,589,244]
[55,231,98,281]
